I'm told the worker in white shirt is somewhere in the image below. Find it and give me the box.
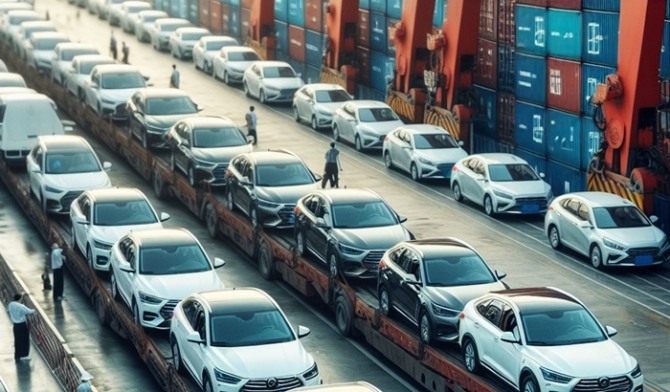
[8,293,36,361]
[51,243,66,301]
[76,371,94,392]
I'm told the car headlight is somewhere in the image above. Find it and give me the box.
[493,189,514,199]
[138,291,164,305]
[45,185,62,193]
[93,239,113,250]
[540,367,573,384]
[603,237,625,251]
[302,362,319,380]
[214,368,242,384]
[338,243,366,255]
[631,363,642,378]
[431,303,459,317]
[418,157,434,165]
[256,198,281,208]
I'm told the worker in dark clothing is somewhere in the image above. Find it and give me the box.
[322,142,342,189]
[121,42,129,64]
[110,32,118,61]
[245,106,257,145]
[8,293,35,361]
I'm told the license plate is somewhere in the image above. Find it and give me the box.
[521,204,540,213]
[635,255,653,266]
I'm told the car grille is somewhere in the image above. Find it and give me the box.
[212,164,228,183]
[241,376,303,391]
[279,88,298,98]
[437,163,454,171]
[516,197,548,206]
[115,103,128,118]
[278,204,296,223]
[363,250,385,270]
[159,300,179,319]
[572,375,632,392]
[627,247,659,257]
[60,191,83,211]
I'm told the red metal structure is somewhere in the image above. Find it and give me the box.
[246,0,276,60]
[322,0,359,94]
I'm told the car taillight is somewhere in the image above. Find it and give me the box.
[459,312,465,319]
[547,206,554,212]
[452,166,459,172]
[294,205,301,214]
[384,136,390,142]
[378,258,386,269]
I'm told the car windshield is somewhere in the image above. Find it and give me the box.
[81,61,112,74]
[205,41,230,51]
[45,151,101,174]
[263,66,296,78]
[146,96,197,115]
[227,51,260,61]
[10,15,38,25]
[255,162,314,187]
[424,252,496,287]
[181,32,207,41]
[93,200,158,226]
[62,48,97,61]
[35,38,67,50]
[359,107,399,122]
[331,200,398,229]
[414,133,460,149]
[521,307,607,346]
[315,89,350,103]
[593,206,651,229]
[162,23,186,33]
[100,72,145,89]
[139,244,211,275]
[210,309,294,347]
[142,14,162,23]
[193,127,247,148]
[488,163,539,182]
[127,5,147,12]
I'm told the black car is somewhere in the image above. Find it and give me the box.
[126,88,200,148]
[166,116,252,186]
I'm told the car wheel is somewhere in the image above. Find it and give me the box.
[132,300,141,325]
[410,163,419,181]
[548,225,562,250]
[203,374,213,392]
[40,191,47,214]
[293,106,300,122]
[332,125,340,141]
[169,152,176,171]
[110,271,120,300]
[223,71,230,85]
[590,244,604,270]
[86,245,94,269]
[226,189,234,211]
[187,166,195,187]
[141,131,148,149]
[259,90,266,104]
[328,251,340,279]
[205,62,212,75]
[250,203,259,228]
[311,116,319,131]
[170,336,184,374]
[70,225,77,251]
[295,229,306,256]
[243,82,250,97]
[462,337,480,373]
[419,310,433,345]
[97,103,102,117]
[378,285,393,317]
[521,374,540,392]
[384,151,393,168]
[452,182,463,202]
[354,135,363,152]
[483,195,494,216]
[204,203,218,239]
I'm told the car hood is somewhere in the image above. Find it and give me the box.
[99,87,143,103]
[414,148,469,164]
[45,172,110,191]
[492,180,551,197]
[256,182,318,204]
[33,51,53,61]
[598,226,666,247]
[334,225,410,250]
[192,144,252,164]
[89,222,163,245]
[209,340,313,379]
[524,340,636,378]
[227,61,256,73]
[146,114,194,129]
[424,281,506,310]
[359,120,405,136]
[138,270,224,300]
[314,102,346,114]
[263,78,303,90]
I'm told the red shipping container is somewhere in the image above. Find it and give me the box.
[547,57,582,114]
[289,25,306,62]
[498,0,516,46]
[241,6,251,40]
[241,0,252,9]
[358,9,370,47]
[305,0,323,32]
[497,92,516,144]
[516,0,548,6]
[474,39,497,89]
[357,45,370,83]
[198,0,210,29]
[210,0,222,33]
[221,3,230,35]
[548,0,581,9]
[479,0,497,41]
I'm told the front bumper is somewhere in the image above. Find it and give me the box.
[257,202,297,228]
[416,162,455,180]
[211,373,320,392]
[45,189,84,214]
[536,373,643,392]
[604,244,670,267]
[101,102,130,121]
[89,243,113,271]
[138,298,179,329]
[339,248,386,279]
[262,87,299,103]
[493,196,549,215]
[195,163,228,186]
[357,133,385,150]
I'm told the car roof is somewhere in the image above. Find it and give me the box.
[246,150,301,165]
[221,45,254,53]
[402,238,475,258]
[559,191,634,207]
[399,124,450,135]
[0,73,24,82]
[19,20,55,28]
[30,31,69,40]
[175,26,209,33]
[181,115,237,128]
[490,287,582,314]
[0,87,37,95]
[54,42,99,50]
[292,382,382,392]
[471,153,529,165]
[6,10,40,17]
[136,87,190,98]
[0,92,50,103]
[303,83,346,91]
[202,35,237,43]
[84,187,147,203]
[72,54,115,64]
[316,188,382,204]
[196,288,276,315]
[92,64,142,73]
[139,10,167,16]
[258,61,292,68]
[39,135,92,151]
[347,100,392,109]
[155,17,189,25]
[129,227,196,247]
[122,1,150,7]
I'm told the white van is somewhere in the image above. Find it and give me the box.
[0,93,72,164]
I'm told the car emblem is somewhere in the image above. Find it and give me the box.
[598,377,610,388]
[266,377,278,389]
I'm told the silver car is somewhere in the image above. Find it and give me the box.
[450,153,553,216]
[0,73,26,88]
[212,45,261,85]
[292,83,352,131]
[81,64,149,120]
[51,42,100,86]
[169,26,210,60]
[64,54,116,98]
[119,1,151,33]
[383,124,468,181]
[331,100,404,151]
[14,20,56,56]
[242,61,304,104]
[134,10,168,42]
[149,18,191,52]
[192,35,239,74]
[545,192,670,269]
[25,32,70,72]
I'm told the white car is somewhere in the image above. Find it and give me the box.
[292,382,382,392]
[212,45,261,85]
[450,153,553,216]
[134,10,168,43]
[193,35,239,74]
[169,26,211,60]
[292,83,352,131]
[26,135,112,214]
[0,72,26,88]
[98,0,124,20]
[51,42,100,85]
[383,124,468,181]
[242,61,304,104]
[63,54,116,98]
[331,100,404,151]
[459,287,643,392]
[24,31,70,72]
[149,18,191,52]
[109,228,226,329]
[81,64,149,120]
[169,288,320,392]
[545,192,670,269]
[70,187,170,271]
[13,20,56,55]
[0,10,40,44]
[119,1,151,33]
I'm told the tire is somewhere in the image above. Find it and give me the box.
[293,106,300,122]
[310,116,318,131]
[590,244,604,270]
[223,71,230,85]
[521,374,540,392]
[205,62,212,75]
[250,204,259,228]
[483,195,494,216]
[152,172,169,200]
[40,191,47,214]
[332,125,340,141]
[188,166,196,187]
[334,294,354,337]
[141,131,148,149]
[226,189,234,211]
[170,336,184,374]
[258,239,278,280]
[169,152,176,171]
[410,163,419,181]
[328,251,340,279]
[243,82,250,97]
[132,300,141,325]
[419,310,433,344]
[86,245,94,269]
[354,135,363,152]
[204,203,217,239]
[548,225,562,250]
[295,229,306,256]
[110,272,120,300]
[378,285,393,317]
[384,152,393,168]
[452,182,463,202]
[462,337,480,373]
[203,374,213,392]
[259,90,266,104]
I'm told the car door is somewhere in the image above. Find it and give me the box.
[232,158,253,215]
[573,201,594,255]
[249,64,261,97]
[457,158,480,202]
[129,93,146,141]
[176,299,198,375]
[340,103,356,143]
[393,250,422,323]
[301,88,314,122]
[172,122,190,173]
[115,237,136,306]
[306,196,331,262]
[85,69,99,108]
[472,299,504,368]
[397,130,414,172]
[488,303,522,387]
[182,303,207,378]
[73,195,92,254]
[27,145,43,197]
[193,40,204,67]
[556,198,583,252]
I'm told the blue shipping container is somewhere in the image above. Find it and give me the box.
[275,0,288,22]
[229,5,241,38]
[370,12,388,53]
[582,63,616,117]
[305,29,324,67]
[582,10,618,67]
[228,0,239,6]
[370,0,385,13]
[288,0,304,27]
[547,9,582,61]
[581,116,603,172]
[498,44,515,94]
[515,100,546,156]
[473,85,497,138]
[387,18,399,55]
[515,53,547,106]
[546,109,582,169]
[387,0,403,19]
[359,0,370,10]
[515,148,547,176]
[515,5,547,56]
[654,194,670,237]
[305,65,321,84]
[369,50,395,92]
[582,0,620,11]
[275,20,288,53]
[472,134,514,154]
[546,160,586,196]
[433,0,445,28]
[662,21,670,79]
[288,58,306,83]
[154,0,163,12]
[188,0,198,25]
[276,50,290,62]
[171,0,188,19]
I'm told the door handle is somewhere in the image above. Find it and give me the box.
[474,322,480,329]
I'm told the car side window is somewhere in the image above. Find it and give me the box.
[399,249,415,273]
[475,298,492,316]
[82,198,91,222]
[314,197,327,219]
[195,311,206,340]
[232,157,246,173]
[563,199,580,217]
[482,300,503,326]
[243,162,254,182]
[181,299,197,327]
[577,203,590,222]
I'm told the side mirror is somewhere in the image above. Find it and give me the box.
[62,120,75,132]
[650,215,659,224]
[475,174,486,182]
[312,172,322,182]
[119,262,134,273]
[315,217,329,228]
[142,74,150,81]
[240,176,252,186]
[146,82,154,87]
[213,257,225,268]
[458,140,464,146]
[297,325,310,338]
[159,212,170,222]
[500,331,519,344]
[577,220,592,229]
[102,161,112,171]
[397,214,407,223]
[605,326,618,337]
[75,215,89,225]
[401,279,421,287]
[496,269,507,280]
[186,331,205,344]
[539,172,546,178]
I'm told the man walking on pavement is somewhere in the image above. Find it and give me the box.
[170,64,180,88]
[8,293,36,361]
[110,31,118,61]
[121,41,129,64]
[245,106,257,145]
[51,243,66,301]
[322,142,342,188]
